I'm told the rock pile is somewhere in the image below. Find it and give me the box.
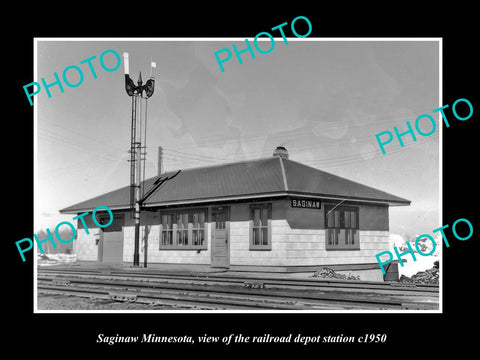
[37,253,77,266]
[311,267,360,281]
[399,261,439,284]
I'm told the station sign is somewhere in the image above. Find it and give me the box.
[291,198,321,210]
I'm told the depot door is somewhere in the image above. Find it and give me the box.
[211,206,230,268]
[100,215,124,263]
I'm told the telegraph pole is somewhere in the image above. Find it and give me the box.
[123,52,155,267]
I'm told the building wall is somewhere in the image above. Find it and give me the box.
[229,219,389,267]
[122,212,212,265]
[75,209,125,262]
[75,227,101,261]
[72,198,390,268]
[283,199,389,231]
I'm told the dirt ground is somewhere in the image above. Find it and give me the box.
[37,294,189,311]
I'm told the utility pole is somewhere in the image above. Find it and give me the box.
[123,52,155,267]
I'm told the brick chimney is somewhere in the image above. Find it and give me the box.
[273,146,289,159]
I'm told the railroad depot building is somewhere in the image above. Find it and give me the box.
[60,147,410,280]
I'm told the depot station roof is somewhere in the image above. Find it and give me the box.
[60,155,410,214]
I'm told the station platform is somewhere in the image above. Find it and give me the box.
[36,259,382,281]
[38,261,317,279]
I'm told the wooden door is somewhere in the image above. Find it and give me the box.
[100,215,124,263]
[211,206,230,268]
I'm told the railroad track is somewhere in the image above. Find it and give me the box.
[37,268,439,310]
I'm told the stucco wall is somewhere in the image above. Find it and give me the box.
[75,227,100,261]
[72,198,391,266]
[229,219,389,266]
[122,223,212,265]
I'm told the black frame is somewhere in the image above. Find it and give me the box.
[249,203,272,251]
[159,208,208,250]
[325,204,360,250]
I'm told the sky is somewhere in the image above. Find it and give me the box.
[35,38,440,240]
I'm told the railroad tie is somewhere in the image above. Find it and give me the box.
[242,281,265,289]
[52,280,71,287]
[109,292,137,303]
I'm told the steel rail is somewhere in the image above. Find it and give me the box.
[38,283,325,310]
[37,282,401,310]
[37,268,439,294]
[37,274,438,310]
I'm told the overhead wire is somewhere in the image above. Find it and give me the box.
[154,130,439,171]
[155,114,439,162]
[158,103,436,152]
[37,95,441,177]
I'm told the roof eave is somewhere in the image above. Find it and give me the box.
[59,192,411,214]
[387,200,412,207]
[59,204,131,215]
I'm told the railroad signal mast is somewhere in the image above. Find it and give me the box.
[123,52,156,267]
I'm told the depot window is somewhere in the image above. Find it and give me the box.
[249,203,272,250]
[325,205,360,250]
[159,208,207,250]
